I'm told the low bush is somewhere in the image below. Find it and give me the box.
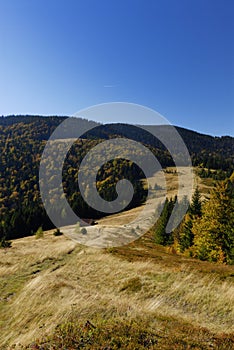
[53,228,63,236]
[25,318,158,349]
[0,237,12,248]
[35,227,44,239]
[81,227,87,235]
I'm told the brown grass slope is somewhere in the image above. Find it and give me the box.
[0,229,233,349]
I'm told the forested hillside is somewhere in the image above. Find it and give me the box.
[0,117,147,240]
[0,115,233,246]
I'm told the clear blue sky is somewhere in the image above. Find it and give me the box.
[0,0,233,136]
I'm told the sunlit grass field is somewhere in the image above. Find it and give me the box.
[0,229,233,349]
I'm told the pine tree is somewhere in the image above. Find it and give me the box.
[177,190,201,253]
[154,198,175,245]
[190,187,202,217]
[178,216,194,252]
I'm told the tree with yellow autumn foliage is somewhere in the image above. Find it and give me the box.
[190,175,234,264]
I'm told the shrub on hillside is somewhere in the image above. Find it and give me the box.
[35,227,44,239]
[0,237,12,248]
[25,318,158,349]
[81,227,87,235]
[53,228,63,236]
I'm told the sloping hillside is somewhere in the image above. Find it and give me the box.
[0,229,233,349]
[1,115,233,167]
[0,169,233,349]
[0,115,233,243]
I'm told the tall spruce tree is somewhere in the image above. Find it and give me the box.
[190,187,202,217]
[178,217,194,253]
[154,197,175,245]
[177,188,202,253]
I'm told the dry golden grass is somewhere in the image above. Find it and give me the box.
[0,227,233,349]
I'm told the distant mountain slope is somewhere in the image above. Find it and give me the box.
[1,115,233,150]
[1,115,233,170]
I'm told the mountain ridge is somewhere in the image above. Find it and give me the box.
[1,114,233,138]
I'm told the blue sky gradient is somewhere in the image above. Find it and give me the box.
[0,0,233,135]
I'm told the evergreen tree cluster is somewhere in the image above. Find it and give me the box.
[154,176,234,265]
[197,168,233,181]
